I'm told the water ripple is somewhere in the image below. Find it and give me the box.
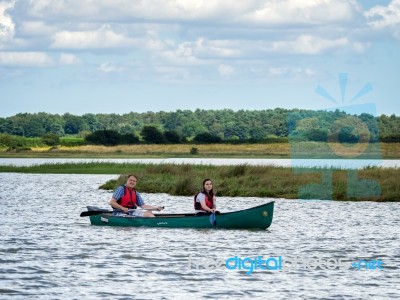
[0,173,399,299]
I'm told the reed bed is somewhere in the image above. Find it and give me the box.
[1,162,398,201]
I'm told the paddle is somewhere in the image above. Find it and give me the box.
[80,207,164,217]
[209,212,217,226]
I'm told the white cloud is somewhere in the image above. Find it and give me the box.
[155,41,202,66]
[0,0,397,78]
[14,0,361,26]
[98,62,123,73]
[145,34,166,51]
[51,25,139,49]
[18,21,56,37]
[269,67,288,76]
[3,0,382,56]
[351,41,371,53]
[194,38,241,58]
[218,64,235,77]
[0,51,54,66]
[271,35,349,55]
[366,0,400,28]
[0,0,15,45]
[59,53,80,65]
[0,51,80,67]
[244,0,362,25]
[16,0,248,22]
[268,67,317,78]
[151,38,243,68]
[365,0,400,39]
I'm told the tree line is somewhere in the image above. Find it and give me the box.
[0,109,399,147]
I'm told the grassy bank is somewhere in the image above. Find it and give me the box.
[1,162,398,201]
[0,142,399,158]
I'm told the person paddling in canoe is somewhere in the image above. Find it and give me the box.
[109,174,164,217]
[194,178,219,215]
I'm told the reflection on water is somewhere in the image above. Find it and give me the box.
[1,158,400,169]
[0,173,399,299]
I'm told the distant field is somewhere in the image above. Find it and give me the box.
[0,142,399,159]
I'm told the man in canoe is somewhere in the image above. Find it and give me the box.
[194,178,218,214]
[109,174,164,217]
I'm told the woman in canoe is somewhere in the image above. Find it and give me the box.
[194,178,217,214]
[109,174,164,217]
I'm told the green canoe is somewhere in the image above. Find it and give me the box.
[82,201,274,229]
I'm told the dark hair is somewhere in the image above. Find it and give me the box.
[127,174,138,180]
[202,178,214,197]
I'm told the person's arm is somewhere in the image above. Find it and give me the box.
[200,200,215,213]
[140,204,164,211]
[109,198,129,212]
[136,192,164,211]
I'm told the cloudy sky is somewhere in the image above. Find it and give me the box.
[0,0,399,117]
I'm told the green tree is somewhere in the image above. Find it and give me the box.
[193,132,222,143]
[164,130,181,143]
[12,126,25,136]
[141,126,165,144]
[85,130,121,146]
[24,120,45,137]
[224,122,248,140]
[0,120,14,134]
[163,112,181,131]
[63,113,84,134]
[249,125,267,140]
[41,133,60,146]
[0,134,18,148]
[49,123,65,136]
[121,133,140,145]
[82,113,102,132]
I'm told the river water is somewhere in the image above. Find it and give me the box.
[0,173,399,299]
[1,158,400,169]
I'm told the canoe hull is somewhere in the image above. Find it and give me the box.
[87,202,274,229]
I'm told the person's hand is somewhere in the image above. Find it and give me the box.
[122,207,129,213]
[157,206,164,211]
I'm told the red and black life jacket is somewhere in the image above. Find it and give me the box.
[117,185,138,209]
[194,192,213,211]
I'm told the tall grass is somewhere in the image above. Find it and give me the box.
[1,162,398,201]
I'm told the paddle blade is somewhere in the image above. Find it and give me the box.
[209,213,217,226]
[80,210,112,217]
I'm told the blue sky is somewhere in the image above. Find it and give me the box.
[0,0,399,117]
